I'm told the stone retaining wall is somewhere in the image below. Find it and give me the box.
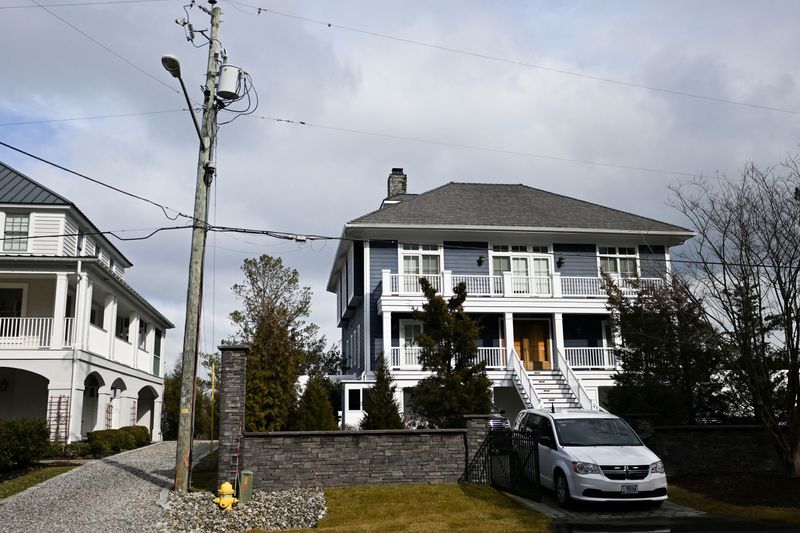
[243,429,469,490]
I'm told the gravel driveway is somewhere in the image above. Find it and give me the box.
[0,441,201,533]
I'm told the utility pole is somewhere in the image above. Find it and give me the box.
[174,1,221,492]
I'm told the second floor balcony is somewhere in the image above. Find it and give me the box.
[382,270,663,299]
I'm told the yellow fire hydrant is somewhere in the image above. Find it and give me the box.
[213,482,238,511]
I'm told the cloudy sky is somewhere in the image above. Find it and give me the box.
[1,0,798,368]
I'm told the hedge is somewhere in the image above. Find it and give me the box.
[0,418,50,472]
[87,426,151,453]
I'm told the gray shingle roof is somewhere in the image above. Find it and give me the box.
[0,161,71,205]
[350,182,691,233]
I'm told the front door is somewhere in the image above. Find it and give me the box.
[514,320,551,370]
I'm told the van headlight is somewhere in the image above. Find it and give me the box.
[650,461,665,474]
[571,461,601,475]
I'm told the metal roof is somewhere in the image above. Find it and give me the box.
[0,161,71,205]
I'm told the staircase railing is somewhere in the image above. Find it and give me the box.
[508,349,542,408]
[556,348,596,410]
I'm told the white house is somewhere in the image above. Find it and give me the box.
[327,168,694,427]
[0,161,173,442]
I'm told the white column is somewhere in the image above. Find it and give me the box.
[442,270,453,295]
[552,271,562,298]
[553,312,565,368]
[104,295,117,359]
[504,312,515,369]
[381,269,391,295]
[503,271,514,297]
[95,390,111,431]
[81,279,94,350]
[382,311,392,370]
[152,400,162,441]
[51,273,68,349]
[129,312,140,369]
[73,273,88,349]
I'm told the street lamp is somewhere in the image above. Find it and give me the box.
[161,54,204,147]
[160,9,222,491]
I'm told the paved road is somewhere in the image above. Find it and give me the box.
[511,491,798,532]
[0,441,192,533]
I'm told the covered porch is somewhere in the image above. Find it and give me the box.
[382,311,618,372]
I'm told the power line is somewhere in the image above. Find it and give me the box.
[0,139,197,222]
[0,225,191,243]
[30,0,180,95]
[0,0,171,9]
[0,109,191,127]
[229,0,800,117]
[252,114,699,178]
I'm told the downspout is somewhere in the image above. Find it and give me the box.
[67,258,82,443]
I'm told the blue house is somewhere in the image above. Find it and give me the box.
[327,168,693,427]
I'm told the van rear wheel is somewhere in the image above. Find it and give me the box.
[554,471,572,508]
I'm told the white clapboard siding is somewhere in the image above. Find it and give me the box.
[63,217,78,256]
[30,212,63,255]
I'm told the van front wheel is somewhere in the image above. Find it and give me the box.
[554,471,572,508]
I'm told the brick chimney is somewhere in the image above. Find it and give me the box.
[387,168,407,198]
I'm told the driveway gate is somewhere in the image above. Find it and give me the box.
[460,429,540,501]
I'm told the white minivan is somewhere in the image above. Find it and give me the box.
[513,409,668,507]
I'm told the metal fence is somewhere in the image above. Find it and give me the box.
[460,429,540,501]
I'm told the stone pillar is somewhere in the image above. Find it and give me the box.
[152,399,163,441]
[218,343,249,485]
[463,414,495,465]
[95,390,111,431]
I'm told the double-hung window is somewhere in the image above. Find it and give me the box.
[598,247,638,277]
[491,245,551,295]
[3,214,29,252]
[400,243,440,292]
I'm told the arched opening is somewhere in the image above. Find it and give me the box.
[0,367,49,420]
[137,385,158,440]
[80,372,105,436]
[110,378,126,429]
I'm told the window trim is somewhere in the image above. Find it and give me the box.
[2,212,30,252]
[597,245,640,278]
[397,242,443,276]
[489,244,552,277]
[398,319,423,347]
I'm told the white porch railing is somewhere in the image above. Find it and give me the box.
[451,274,502,296]
[0,317,53,348]
[382,269,662,298]
[561,276,664,297]
[388,273,442,294]
[390,346,506,370]
[556,349,595,410]
[509,348,542,409]
[564,347,617,369]
[0,317,76,349]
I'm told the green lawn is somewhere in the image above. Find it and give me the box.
[669,485,800,526]
[0,466,77,499]
[267,483,550,533]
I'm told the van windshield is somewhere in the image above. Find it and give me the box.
[555,417,642,446]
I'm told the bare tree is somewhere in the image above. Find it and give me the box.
[671,156,800,476]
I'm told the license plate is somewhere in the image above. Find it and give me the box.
[621,484,638,495]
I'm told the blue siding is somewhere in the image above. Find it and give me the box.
[553,243,597,276]
[444,241,489,275]
[341,304,365,374]
[639,245,667,277]
[369,241,397,370]
[563,315,604,348]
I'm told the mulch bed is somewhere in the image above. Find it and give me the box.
[671,472,800,509]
